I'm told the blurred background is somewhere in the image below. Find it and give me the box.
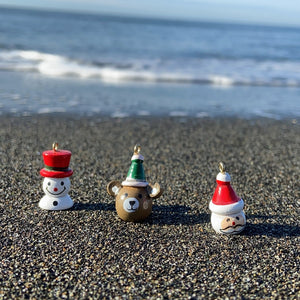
[0,0,299,119]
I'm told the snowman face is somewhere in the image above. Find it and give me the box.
[43,177,70,198]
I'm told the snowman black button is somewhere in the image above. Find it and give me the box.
[53,201,58,206]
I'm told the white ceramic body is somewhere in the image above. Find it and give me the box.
[39,177,73,210]
[211,210,246,234]
[39,194,73,210]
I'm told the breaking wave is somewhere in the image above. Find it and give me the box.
[1,49,300,87]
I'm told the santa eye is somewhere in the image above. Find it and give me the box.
[236,216,240,220]
[61,181,64,186]
[138,194,143,199]
[47,182,51,186]
[226,218,230,222]
[124,193,128,197]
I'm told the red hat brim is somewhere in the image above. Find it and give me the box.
[40,168,73,178]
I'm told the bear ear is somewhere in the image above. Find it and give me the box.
[107,181,122,196]
[147,182,163,199]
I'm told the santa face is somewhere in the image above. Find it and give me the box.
[211,211,246,234]
[43,177,70,198]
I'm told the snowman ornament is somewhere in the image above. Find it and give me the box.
[39,142,74,210]
[209,162,246,234]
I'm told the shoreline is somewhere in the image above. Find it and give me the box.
[0,115,299,298]
[0,70,300,120]
[1,111,299,121]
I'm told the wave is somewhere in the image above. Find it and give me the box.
[1,49,300,87]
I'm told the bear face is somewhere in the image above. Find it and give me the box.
[107,181,163,222]
[116,186,152,222]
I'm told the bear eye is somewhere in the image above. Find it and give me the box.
[236,216,240,220]
[138,193,143,199]
[61,181,64,186]
[124,193,128,197]
[47,182,51,186]
[226,218,230,222]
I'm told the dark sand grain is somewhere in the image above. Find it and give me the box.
[0,116,299,299]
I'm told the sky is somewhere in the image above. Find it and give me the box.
[1,0,300,27]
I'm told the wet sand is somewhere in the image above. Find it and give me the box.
[0,115,299,299]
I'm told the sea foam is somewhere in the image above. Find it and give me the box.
[1,49,300,87]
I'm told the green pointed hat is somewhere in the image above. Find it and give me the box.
[122,144,148,187]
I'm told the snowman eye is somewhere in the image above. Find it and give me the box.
[61,181,64,186]
[226,218,230,222]
[47,182,51,186]
[236,216,240,220]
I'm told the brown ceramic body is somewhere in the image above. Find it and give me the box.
[107,181,163,222]
[115,186,152,222]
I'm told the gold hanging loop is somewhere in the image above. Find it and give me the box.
[134,144,141,154]
[52,142,58,151]
[219,162,226,173]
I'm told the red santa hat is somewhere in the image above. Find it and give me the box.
[209,162,244,215]
[40,142,73,178]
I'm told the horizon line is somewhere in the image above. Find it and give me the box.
[1,4,300,29]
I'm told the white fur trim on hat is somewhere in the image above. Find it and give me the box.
[131,154,144,161]
[216,172,231,182]
[122,178,148,187]
[209,199,244,215]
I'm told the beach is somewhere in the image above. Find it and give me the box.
[0,115,299,299]
[1,6,300,299]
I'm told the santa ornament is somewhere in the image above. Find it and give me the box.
[39,142,74,210]
[107,144,163,222]
[209,162,246,234]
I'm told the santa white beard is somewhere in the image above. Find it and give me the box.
[211,210,246,234]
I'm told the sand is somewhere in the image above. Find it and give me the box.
[0,115,299,299]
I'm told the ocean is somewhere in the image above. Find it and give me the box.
[0,7,300,119]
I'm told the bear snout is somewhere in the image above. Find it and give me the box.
[123,197,140,212]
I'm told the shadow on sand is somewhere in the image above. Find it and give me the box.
[72,202,209,225]
[243,214,300,237]
[72,202,115,211]
[146,204,210,225]
[71,205,299,236]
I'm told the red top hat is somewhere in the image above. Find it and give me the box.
[40,142,73,178]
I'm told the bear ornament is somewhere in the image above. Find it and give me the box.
[209,162,246,234]
[107,145,163,222]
